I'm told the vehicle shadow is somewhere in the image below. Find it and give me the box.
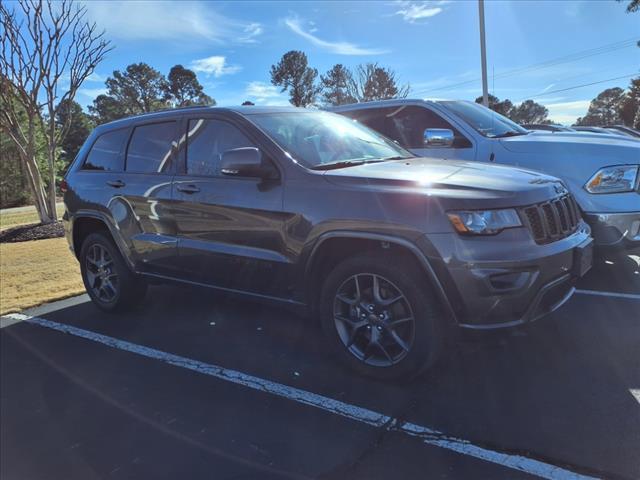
[14,282,640,479]
[577,251,640,294]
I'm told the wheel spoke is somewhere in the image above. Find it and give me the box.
[336,294,357,306]
[379,294,403,307]
[389,330,410,352]
[103,279,116,296]
[85,270,98,287]
[372,275,383,304]
[388,316,414,328]
[377,341,394,363]
[353,275,361,302]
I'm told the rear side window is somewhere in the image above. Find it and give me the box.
[186,119,254,176]
[82,129,128,171]
[126,122,176,173]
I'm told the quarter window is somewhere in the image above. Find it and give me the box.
[186,119,254,176]
[82,129,128,171]
[126,122,176,173]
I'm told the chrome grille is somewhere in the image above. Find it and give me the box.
[521,194,581,244]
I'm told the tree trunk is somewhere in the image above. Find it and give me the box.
[20,149,52,224]
[47,147,58,222]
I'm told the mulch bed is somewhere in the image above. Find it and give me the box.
[0,222,65,243]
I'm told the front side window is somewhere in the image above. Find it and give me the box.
[82,129,128,171]
[249,111,412,169]
[345,106,470,148]
[186,119,255,176]
[126,122,176,173]
[439,101,528,138]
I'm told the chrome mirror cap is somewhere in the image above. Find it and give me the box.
[424,128,454,147]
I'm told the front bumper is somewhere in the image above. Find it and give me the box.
[419,222,593,329]
[583,211,640,251]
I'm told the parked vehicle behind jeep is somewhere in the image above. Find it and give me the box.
[332,100,640,252]
[63,106,593,379]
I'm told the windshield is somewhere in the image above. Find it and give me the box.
[248,111,413,169]
[439,100,529,138]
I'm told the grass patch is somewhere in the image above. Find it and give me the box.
[0,237,85,315]
[0,203,65,229]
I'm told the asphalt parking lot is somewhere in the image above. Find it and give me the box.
[1,252,639,480]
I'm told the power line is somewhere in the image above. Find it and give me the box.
[516,73,638,101]
[413,37,639,96]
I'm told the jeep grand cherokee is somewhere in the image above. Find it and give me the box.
[62,106,594,379]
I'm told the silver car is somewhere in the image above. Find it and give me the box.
[333,99,640,252]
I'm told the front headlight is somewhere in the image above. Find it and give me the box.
[447,209,522,235]
[585,165,638,194]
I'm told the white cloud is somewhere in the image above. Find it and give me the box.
[545,99,591,125]
[245,81,288,105]
[239,23,263,43]
[82,1,262,44]
[86,72,107,83]
[190,56,242,77]
[284,17,389,56]
[394,1,447,23]
[78,87,107,100]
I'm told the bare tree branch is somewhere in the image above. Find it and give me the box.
[1,0,112,222]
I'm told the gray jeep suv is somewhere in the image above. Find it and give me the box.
[62,106,593,379]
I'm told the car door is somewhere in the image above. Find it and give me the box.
[172,114,289,297]
[346,105,476,161]
[118,119,180,275]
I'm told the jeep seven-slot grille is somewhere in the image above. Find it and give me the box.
[521,194,581,244]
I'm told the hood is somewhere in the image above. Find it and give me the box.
[500,131,640,156]
[322,157,567,207]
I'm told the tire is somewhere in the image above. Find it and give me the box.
[79,232,147,312]
[319,253,447,381]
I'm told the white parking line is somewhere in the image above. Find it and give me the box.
[3,313,599,480]
[575,289,640,301]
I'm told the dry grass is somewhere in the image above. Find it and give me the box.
[0,237,85,315]
[0,203,65,229]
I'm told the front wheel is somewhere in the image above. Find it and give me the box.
[319,253,447,380]
[79,232,147,312]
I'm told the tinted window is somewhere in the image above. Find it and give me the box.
[186,119,255,176]
[126,122,176,173]
[346,106,471,148]
[82,129,128,171]
[438,101,528,138]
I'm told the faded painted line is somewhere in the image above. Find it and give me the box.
[630,389,640,406]
[575,289,640,301]
[4,313,599,480]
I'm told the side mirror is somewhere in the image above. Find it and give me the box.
[424,128,454,147]
[220,147,276,179]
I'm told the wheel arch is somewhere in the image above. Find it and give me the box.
[304,231,458,325]
[71,212,135,270]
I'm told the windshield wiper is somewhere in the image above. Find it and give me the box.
[492,130,528,138]
[311,159,393,171]
[311,160,368,170]
[379,155,413,161]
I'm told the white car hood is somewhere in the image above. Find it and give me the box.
[500,132,640,159]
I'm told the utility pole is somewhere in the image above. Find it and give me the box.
[478,0,489,107]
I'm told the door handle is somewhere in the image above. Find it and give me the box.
[107,179,126,188]
[176,184,200,194]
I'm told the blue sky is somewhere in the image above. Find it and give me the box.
[76,0,639,124]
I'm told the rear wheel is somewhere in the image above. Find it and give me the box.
[319,253,447,380]
[79,232,147,312]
